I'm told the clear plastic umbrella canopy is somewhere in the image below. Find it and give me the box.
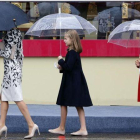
[108,20,140,48]
[26,11,97,37]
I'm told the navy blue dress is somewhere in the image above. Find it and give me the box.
[57,50,93,107]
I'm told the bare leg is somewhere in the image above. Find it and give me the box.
[49,106,67,133]
[15,100,34,134]
[0,101,9,129]
[71,107,87,135]
[59,106,67,130]
[76,107,87,131]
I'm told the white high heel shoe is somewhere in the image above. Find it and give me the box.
[0,126,7,138]
[24,124,40,139]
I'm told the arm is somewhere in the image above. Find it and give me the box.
[0,31,16,59]
[0,43,12,59]
[57,64,64,73]
[59,70,64,73]
[17,41,24,67]
[58,50,77,71]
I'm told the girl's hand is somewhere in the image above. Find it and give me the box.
[57,64,62,70]
[58,56,63,60]
[135,60,140,68]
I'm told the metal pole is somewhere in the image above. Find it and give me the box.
[59,8,61,55]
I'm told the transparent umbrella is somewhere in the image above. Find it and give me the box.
[108,20,140,48]
[26,10,97,36]
[26,8,97,54]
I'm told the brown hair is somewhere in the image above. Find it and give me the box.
[65,30,82,53]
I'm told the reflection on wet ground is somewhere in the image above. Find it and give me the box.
[0,133,140,140]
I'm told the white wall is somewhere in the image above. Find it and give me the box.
[0,57,139,106]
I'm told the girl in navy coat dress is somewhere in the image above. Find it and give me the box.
[49,30,93,136]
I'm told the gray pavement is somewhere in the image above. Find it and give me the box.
[1,133,140,140]
[6,105,140,117]
[4,105,140,133]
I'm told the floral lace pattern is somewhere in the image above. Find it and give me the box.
[0,29,24,89]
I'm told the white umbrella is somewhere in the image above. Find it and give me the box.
[108,20,140,48]
[26,9,97,36]
[26,8,97,54]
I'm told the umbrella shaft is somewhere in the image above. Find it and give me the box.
[60,36,61,55]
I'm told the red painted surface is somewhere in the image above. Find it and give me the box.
[22,39,140,57]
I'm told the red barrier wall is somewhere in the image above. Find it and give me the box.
[22,40,140,57]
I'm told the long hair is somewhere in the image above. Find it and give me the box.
[65,30,82,53]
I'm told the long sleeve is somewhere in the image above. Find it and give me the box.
[0,30,17,59]
[59,70,64,73]
[17,41,24,67]
[58,50,77,71]
[0,43,12,59]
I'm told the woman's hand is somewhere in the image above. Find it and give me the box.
[135,60,140,68]
[58,55,63,60]
[57,64,62,70]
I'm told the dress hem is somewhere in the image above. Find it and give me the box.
[56,103,93,107]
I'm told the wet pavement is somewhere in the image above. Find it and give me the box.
[0,133,140,140]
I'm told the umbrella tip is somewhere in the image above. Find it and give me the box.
[13,19,17,28]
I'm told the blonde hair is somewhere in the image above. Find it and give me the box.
[65,30,82,53]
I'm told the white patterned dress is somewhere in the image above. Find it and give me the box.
[0,29,24,101]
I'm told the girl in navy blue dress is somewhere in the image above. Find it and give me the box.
[49,30,92,136]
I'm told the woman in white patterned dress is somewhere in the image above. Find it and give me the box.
[0,28,40,139]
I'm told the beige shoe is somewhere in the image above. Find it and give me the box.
[0,126,7,138]
[24,124,40,139]
[48,129,65,135]
[71,130,88,136]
